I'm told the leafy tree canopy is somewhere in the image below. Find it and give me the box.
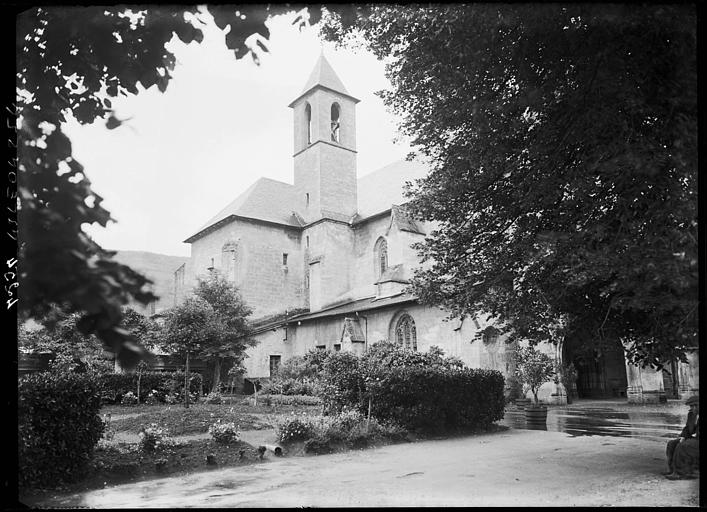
[16,5,323,368]
[161,271,256,390]
[321,4,697,368]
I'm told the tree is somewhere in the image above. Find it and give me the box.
[16,5,324,368]
[193,271,256,392]
[321,5,697,367]
[514,346,556,405]
[160,297,216,408]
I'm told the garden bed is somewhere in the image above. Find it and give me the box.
[103,401,322,436]
[20,438,266,501]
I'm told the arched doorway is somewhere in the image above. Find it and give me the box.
[563,337,628,399]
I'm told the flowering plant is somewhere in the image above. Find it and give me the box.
[138,423,173,452]
[204,391,223,404]
[120,391,138,406]
[276,414,315,444]
[145,389,161,405]
[208,420,240,444]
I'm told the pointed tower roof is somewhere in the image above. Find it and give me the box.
[288,54,360,107]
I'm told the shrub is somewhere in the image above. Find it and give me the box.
[276,415,316,444]
[262,394,321,406]
[97,371,203,404]
[138,423,173,452]
[204,391,223,404]
[208,421,240,444]
[145,389,161,405]
[120,391,138,405]
[514,346,556,404]
[19,371,104,487]
[320,342,505,433]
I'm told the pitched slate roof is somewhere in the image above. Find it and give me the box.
[374,263,409,285]
[288,54,360,107]
[186,158,430,243]
[391,204,425,234]
[356,159,430,219]
[184,178,301,242]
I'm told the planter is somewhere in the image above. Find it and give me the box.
[515,398,532,409]
[525,404,548,428]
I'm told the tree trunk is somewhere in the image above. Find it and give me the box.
[137,371,141,405]
[211,358,222,393]
[185,351,190,409]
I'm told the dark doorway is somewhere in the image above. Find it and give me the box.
[564,339,628,399]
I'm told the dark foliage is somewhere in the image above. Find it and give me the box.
[19,371,104,487]
[97,371,202,404]
[321,5,697,367]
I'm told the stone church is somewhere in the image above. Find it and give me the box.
[174,55,698,404]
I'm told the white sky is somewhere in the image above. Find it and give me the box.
[62,8,412,257]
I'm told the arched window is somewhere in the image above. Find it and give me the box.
[305,103,312,144]
[330,103,340,143]
[374,237,388,279]
[395,314,417,351]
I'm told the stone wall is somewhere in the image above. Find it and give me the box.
[243,302,516,385]
[188,219,304,318]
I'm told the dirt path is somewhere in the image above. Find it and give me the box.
[27,428,699,508]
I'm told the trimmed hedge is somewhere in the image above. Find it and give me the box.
[367,366,505,432]
[19,371,104,487]
[320,342,505,433]
[97,371,203,404]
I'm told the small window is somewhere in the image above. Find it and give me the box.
[333,344,341,352]
[316,345,326,351]
[305,103,312,144]
[306,236,310,248]
[207,257,214,271]
[305,193,310,207]
[330,103,340,143]
[282,253,288,266]
[374,237,388,279]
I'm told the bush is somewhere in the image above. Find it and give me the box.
[279,411,408,453]
[204,391,223,404]
[276,415,316,444]
[19,371,104,487]
[262,394,321,406]
[320,342,505,433]
[97,371,203,404]
[208,421,240,444]
[144,389,161,405]
[120,391,138,405]
[138,423,174,452]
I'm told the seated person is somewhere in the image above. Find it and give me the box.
[664,395,699,480]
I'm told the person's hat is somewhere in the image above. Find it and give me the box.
[685,395,699,406]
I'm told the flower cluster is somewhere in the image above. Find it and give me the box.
[138,423,173,452]
[120,391,138,405]
[208,420,240,444]
[204,391,223,404]
[145,389,161,405]
[276,414,315,444]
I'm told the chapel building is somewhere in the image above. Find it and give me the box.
[174,55,698,404]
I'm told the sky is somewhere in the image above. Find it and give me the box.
[62,7,413,257]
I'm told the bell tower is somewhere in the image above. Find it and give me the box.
[289,54,359,223]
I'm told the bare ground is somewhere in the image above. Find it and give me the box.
[22,427,700,508]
